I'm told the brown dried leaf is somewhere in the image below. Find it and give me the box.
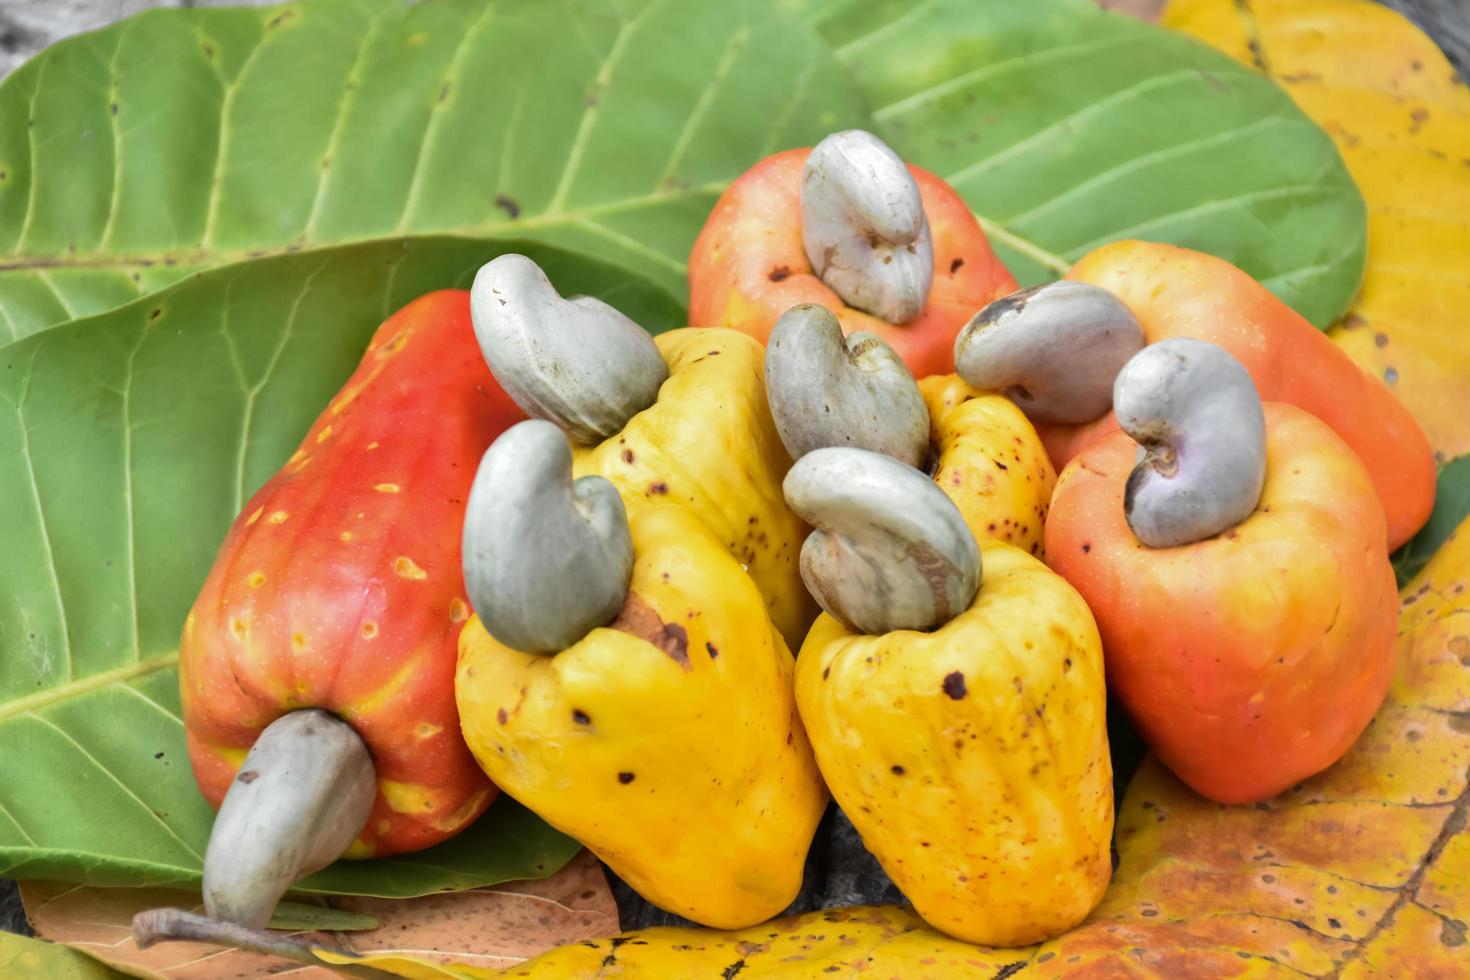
[20,850,617,979]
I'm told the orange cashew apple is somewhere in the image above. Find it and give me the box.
[1046,339,1398,804]
[1032,240,1435,550]
[689,130,1017,378]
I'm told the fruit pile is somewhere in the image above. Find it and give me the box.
[143,129,1434,953]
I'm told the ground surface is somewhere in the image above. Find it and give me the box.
[0,0,1465,945]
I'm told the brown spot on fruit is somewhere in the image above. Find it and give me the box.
[942,671,967,699]
[706,642,719,659]
[611,594,690,669]
[622,448,635,464]
[891,765,906,775]
[950,257,965,274]
[237,770,259,784]
[573,709,591,725]
[497,708,508,725]
[617,772,635,784]
[769,265,792,282]
[650,481,669,495]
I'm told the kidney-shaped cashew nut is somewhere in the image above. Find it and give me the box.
[201,710,376,930]
[953,281,1145,424]
[1115,338,1267,549]
[462,419,634,653]
[765,304,930,467]
[784,447,980,635]
[802,130,934,325]
[470,254,668,445]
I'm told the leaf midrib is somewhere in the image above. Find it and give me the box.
[0,652,176,722]
[0,180,731,272]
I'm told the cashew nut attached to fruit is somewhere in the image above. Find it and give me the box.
[462,419,634,653]
[784,448,979,634]
[802,130,934,324]
[765,304,930,467]
[200,710,376,930]
[470,254,668,445]
[953,281,1145,424]
[1115,338,1266,548]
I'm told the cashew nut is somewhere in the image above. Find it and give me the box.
[462,419,633,653]
[1115,338,1266,548]
[784,447,980,635]
[765,304,930,467]
[470,254,668,445]
[201,710,376,930]
[953,281,1145,424]
[801,130,934,324]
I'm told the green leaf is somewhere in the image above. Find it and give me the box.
[0,0,869,342]
[794,0,1367,328]
[0,237,678,893]
[269,901,378,932]
[0,931,123,980]
[1392,455,1470,587]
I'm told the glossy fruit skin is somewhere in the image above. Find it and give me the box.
[457,506,828,930]
[688,149,1018,378]
[795,543,1113,947]
[1046,403,1399,805]
[1039,240,1435,551]
[920,374,1056,559]
[571,327,815,649]
[181,291,519,858]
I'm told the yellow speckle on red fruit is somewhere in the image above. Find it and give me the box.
[449,598,470,623]
[247,572,266,588]
[394,556,427,580]
[375,483,400,493]
[361,621,379,639]
[339,530,353,542]
[316,425,333,444]
[366,441,380,450]
[268,510,289,524]
[245,507,264,526]
[415,722,442,739]
[291,631,308,651]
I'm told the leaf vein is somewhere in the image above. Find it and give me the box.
[24,711,203,860]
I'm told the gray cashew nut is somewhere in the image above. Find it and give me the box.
[470,254,668,445]
[1115,338,1266,549]
[462,419,633,653]
[801,130,934,324]
[784,448,980,635]
[765,304,930,468]
[953,281,1145,424]
[202,710,376,930]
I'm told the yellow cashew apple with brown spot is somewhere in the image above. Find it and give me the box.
[796,543,1113,947]
[920,374,1056,559]
[456,505,828,929]
[181,290,518,859]
[571,328,816,648]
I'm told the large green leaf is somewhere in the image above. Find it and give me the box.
[795,0,1366,328]
[0,237,681,892]
[0,0,868,342]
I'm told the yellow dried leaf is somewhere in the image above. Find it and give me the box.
[314,904,1023,978]
[1164,0,1470,461]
